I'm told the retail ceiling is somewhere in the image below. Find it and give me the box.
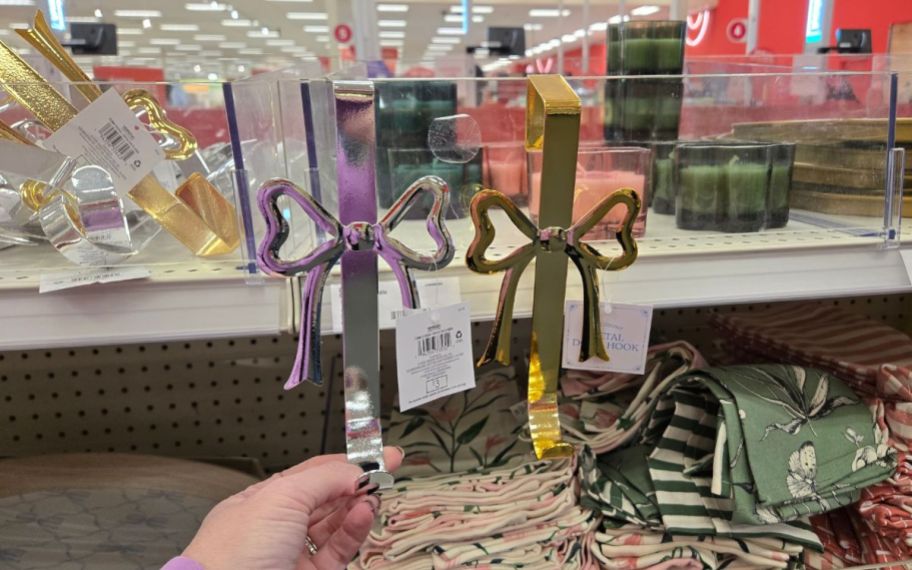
[0,0,672,76]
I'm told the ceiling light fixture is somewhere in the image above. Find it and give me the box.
[194,64,202,72]
[573,28,586,38]
[523,23,543,31]
[589,22,608,31]
[303,25,329,33]
[431,36,460,44]
[378,20,406,27]
[247,29,279,38]
[118,28,142,35]
[66,16,100,23]
[315,35,329,42]
[561,34,575,42]
[230,9,239,19]
[118,41,136,47]
[450,5,493,14]
[631,5,660,16]
[176,44,203,51]
[0,0,35,6]
[141,18,152,29]
[200,50,222,56]
[194,34,226,41]
[239,48,264,54]
[185,2,226,10]
[287,12,327,19]
[377,3,408,12]
[529,9,570,17]
[218,41,246,48]
[380,39,403,47]
[114,9,162,17]
[222,18,252,26]
[266,0,314,2]
[138,47,163,54]
[266,39,294,46]
[608,15,631,24]
[379,31,405,38]
[161,24,200,31]
[436,27,464,35]
[208,72,219,80]
[150,38,180,45]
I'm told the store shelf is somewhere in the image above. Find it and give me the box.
[0,207,907,350]
[317,208,910,333]
[0,234,287,350]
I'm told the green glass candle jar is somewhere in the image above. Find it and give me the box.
[388,148,483,220]
[375,80,458,209]
[767,143,795,229]
[675,144,726,231]
[724,145,773,233]
[650,141,677,215]
[675,142,775,233]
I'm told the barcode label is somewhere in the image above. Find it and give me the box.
[396,303,475,412]
[99,121,137,163]
[43,89,164,197]
[417,331,451,356]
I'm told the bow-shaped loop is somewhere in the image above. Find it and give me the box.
[257,175,453,389]
[466,186,641,367]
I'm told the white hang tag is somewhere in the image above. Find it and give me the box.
[44,89,165,197]
[562,300,653,374]
[330,276,462,333]
[39,266,152,294]
[0,139,70,181]
[395,302,476,412]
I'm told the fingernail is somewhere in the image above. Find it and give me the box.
[365,494,381,516]
[394,446,406,458]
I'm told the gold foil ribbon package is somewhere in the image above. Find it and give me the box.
[467,75,640,460]
[0,11,240,262]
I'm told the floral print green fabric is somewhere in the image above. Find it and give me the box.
[643,365,896,536]
[385,366,532,477]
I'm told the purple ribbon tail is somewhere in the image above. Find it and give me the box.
[285,262,332,389]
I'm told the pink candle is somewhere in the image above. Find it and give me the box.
[486,160,524,198]
[530,168,647,238]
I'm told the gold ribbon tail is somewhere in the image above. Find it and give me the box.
[479,259,532,367]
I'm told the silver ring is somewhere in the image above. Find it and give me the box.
[304,535,318,556]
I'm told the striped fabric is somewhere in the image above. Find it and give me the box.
[712,303,912,396]
[560,342,707,454]
[590,525,805,569]
[352,458,597,569]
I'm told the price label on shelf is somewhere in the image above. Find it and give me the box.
[39,266,151,294]
[395,302,475,411]
[329,276,461,332]
[562,300,653,374]
[44,89,165,197]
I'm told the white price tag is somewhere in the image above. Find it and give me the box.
[562,300,653,374]
[395,302,475,412]
[39,266,151,294]
[329,276,461,332]
[44,89,165,197]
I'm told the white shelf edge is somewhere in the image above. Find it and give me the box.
[0,276,286,350]
[317,243,912,334]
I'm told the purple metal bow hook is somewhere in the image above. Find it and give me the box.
[256,175,455,389]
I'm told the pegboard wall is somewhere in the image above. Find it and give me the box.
[1,294,909,472]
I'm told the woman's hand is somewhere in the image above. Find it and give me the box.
[182,447,403,570]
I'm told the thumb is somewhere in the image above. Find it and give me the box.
[257,461,364,515]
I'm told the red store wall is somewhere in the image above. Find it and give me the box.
[683,0,912,57]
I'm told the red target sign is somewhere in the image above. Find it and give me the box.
[727,18,747,43]
[334,24,352,44]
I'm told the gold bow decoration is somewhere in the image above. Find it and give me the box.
[0,10,238,256]
[466,75,641,460]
